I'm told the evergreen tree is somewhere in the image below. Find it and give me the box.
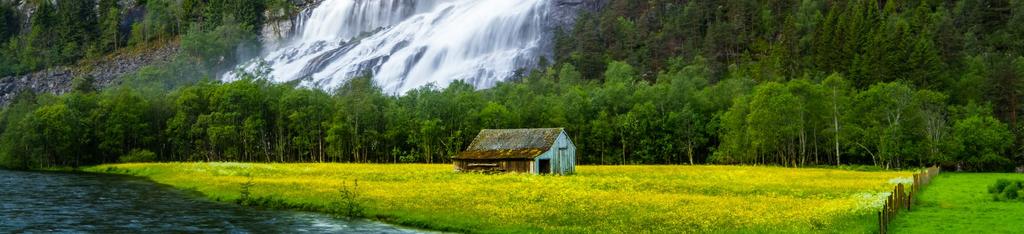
[0,1,17,43]
[98,2,122,52]
[25,1,59,70]
[55,0,98,62]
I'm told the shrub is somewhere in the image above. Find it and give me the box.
[1002,183,1021,200]
[966,153,1015,172]
[335,179,364,218]
[989,179,1024,202]
[118,149,157,163]
[837,165,885,172]
[953,116,1015,172]
[990,179,1012,193]
[237,173,256,206]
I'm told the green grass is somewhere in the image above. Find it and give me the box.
[83,163,912,233]
[891,173,1024,233]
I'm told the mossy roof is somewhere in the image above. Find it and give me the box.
[453,128,564,160]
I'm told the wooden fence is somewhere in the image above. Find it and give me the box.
[878,166,941,234]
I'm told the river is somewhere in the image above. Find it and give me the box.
[0,169,421,233]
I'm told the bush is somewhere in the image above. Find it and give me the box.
[990,179,1012,193]
[966,153,1015,172]
[237,173,256,206]
[989,179,1024,202]
[953,116,1015,172]
[335,179,364,218]
[118,149,157,163]
[837,165,885,172]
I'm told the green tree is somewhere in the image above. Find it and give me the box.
[328,76,387,163]
[94,87,153,162]
[25,0,59,70]
[569,12,606,80]
[852,82,922,169]
[0,93,40,169]
[179,19,255,71]
[715,95,752,164]
[55,0,98,61]
[953,116,1014,171]
[822,74,852,165]
[98,5,122,52]
[478,102,511,129]
[915,89,950,166]
[129,0,182,46]
[25,103,85,167]
[746,82,802,166]
[0,1,17,43]
[280,88,332,162]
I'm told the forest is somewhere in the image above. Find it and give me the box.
[1,0,1023,171]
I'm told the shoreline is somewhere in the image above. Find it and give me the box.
[0,168,421,233]
[70,166,450,233]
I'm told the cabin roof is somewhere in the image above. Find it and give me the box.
[453,128,564,160]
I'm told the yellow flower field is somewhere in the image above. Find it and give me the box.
[85,163,910,233]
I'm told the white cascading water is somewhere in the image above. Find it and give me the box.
[233,0,552,94]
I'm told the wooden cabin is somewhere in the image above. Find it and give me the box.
[453,128,576,175]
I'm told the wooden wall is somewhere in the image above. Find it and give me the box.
[534,131,577,175]
[454,159,532,173]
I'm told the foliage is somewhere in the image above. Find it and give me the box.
[0,92,41,169]
[713,78,1002,169]
[0,0,277,77]
[952,116,1014,171]
[119,149,157,163]
[553,0,1024,169]
[179,19,257,72]
[989,179,1024,202]
[237,173,255,206]
[1,60,1016,170]
[336,179,364,218]
[0,13,258,168]
[86,163,912,233]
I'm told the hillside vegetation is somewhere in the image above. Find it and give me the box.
[0,0,284,76]
[0,0,1023,171]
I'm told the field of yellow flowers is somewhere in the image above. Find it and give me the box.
[85,163,910,233]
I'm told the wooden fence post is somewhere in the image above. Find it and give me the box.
[879,166,940,234]
[879,211,883,234]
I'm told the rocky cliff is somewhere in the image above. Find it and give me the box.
[549,0,607,30]
[0,43,178,105]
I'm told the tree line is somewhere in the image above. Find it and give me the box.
[0,58,1016,171]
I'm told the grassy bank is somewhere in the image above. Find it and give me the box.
[85,163,910,233]
[891,173,1024,233]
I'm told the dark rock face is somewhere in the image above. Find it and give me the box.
[547,0,607,31]
[0,43,178,106]
[534,0,606,66]
[0,0,162,106]
[290,0,323,8]
[263,0,325,43]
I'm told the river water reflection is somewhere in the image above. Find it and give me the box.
[0,170,421,233]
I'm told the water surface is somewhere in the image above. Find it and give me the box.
[0,169,420,233]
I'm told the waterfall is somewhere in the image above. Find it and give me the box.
[233,0,553,94]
